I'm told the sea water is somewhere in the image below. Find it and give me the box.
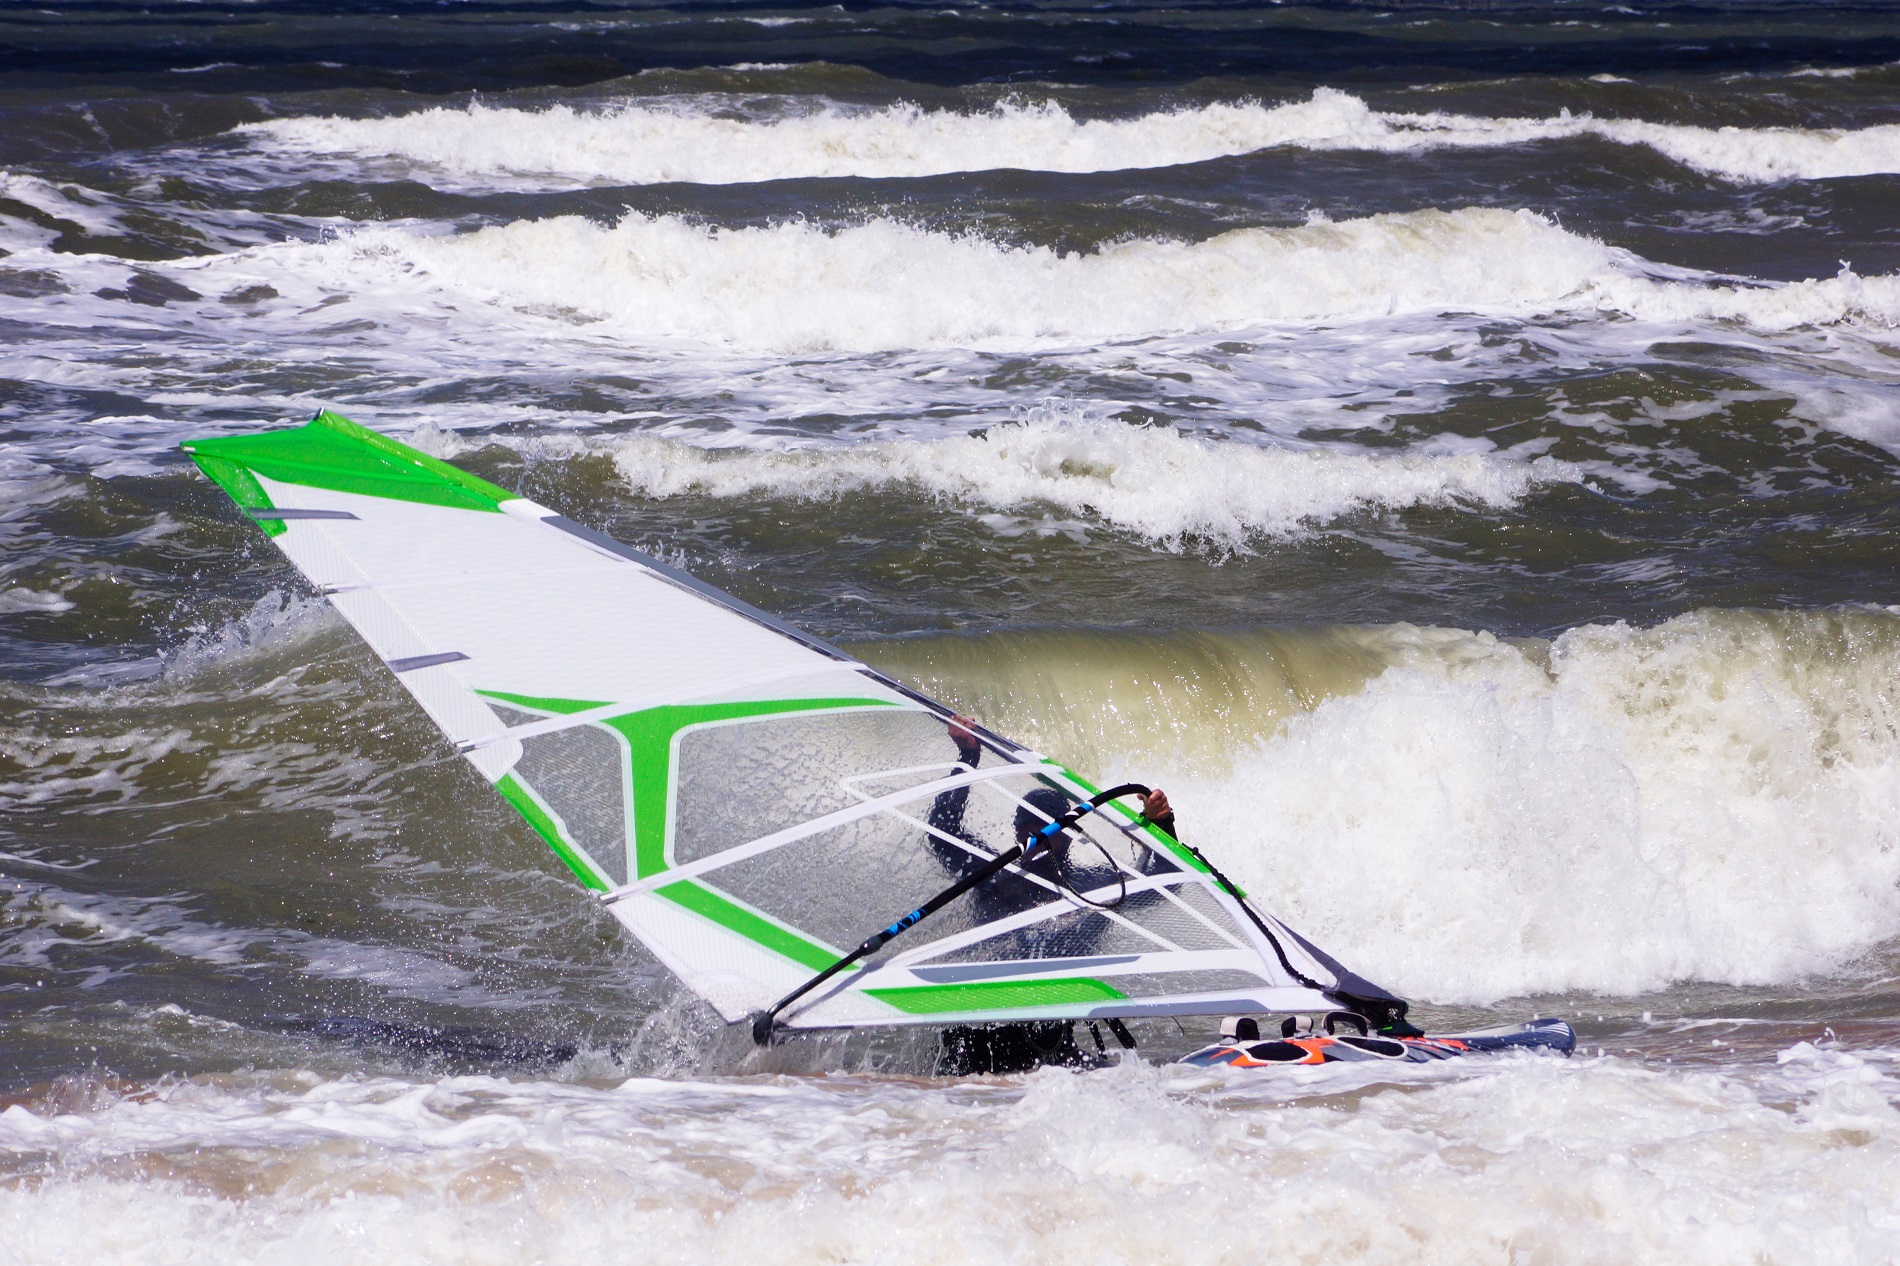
[3,3,1899,1261]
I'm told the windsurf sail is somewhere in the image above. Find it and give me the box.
[182,411,1410,1033]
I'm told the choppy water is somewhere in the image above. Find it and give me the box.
[4,3,1900,1261]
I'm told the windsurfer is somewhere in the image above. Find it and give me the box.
[924,716,1176,1072]
[926,717,1177,913]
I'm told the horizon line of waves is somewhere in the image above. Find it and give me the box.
[860,606,1900,1005]
[233,88,1900,188]
[414,410,1583,553]
[41,207,1892,357]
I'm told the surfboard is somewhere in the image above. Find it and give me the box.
[1180,1017,1577,1068]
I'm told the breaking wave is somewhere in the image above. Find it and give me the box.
[240,89,1900,188]
[210,208,1900,355]
[865,607,1900,1004]
[580,411,1581,548]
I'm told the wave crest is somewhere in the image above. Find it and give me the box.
[868,608,1900,1002]
[323,207,1899,354]
[240,88,1900,187]
[597,411,1580,548]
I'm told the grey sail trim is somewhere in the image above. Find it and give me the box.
[1078,989,1339,1021]
[1265,911,1399,1003]
[245,508,361,520]
[785,957,1333,1030]
[908,955,1142,984]
[777,986,1341,1032]
[387,651,470,673]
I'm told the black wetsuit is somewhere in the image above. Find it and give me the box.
[926,732,1177,916]
[924,736,1065,927]
[924,731,1177,1073]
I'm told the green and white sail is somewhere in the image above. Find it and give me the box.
[183,411,1376,1031]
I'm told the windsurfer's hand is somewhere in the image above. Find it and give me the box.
[1141,788,1172,823]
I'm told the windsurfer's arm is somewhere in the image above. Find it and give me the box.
[924,715,984,874]
[946,714,982,767]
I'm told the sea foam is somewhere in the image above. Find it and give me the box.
[2,1050,1897,1264]
[893,608,1900,1004]
[9,204,1898,478]
[240,88,1900,187]
[273,208,1900,355]
[595,411,1581,549]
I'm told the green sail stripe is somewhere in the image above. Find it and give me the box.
[864,978,1127,1015]
[654,880,841,971]
[188,453,284,537]
[180,409,512,513]
[476,690,897,880]
[495,773,609,892]
[476,691,608,716]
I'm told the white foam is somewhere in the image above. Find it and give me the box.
[1782,378,1900,454]
[1,1051,1896,1263]
[1786,60,1898,79]
[600,408,1581,549]
[0,878,498,1001]
[231,208,1898,357]
[1138,608,1900,1003]
[0,587,74,615]
[2,886,262,969]
[7,204,1897,478]
[0,172,126,251]
[237,89,1900,188]
[157,590,340,682]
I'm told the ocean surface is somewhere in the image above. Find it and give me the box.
[4,1,1900,1260]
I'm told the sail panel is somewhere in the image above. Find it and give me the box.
[670,706,966,868]
[185,412,1360,1031]
[506,714,633,887]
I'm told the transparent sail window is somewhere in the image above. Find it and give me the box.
[1172,881,1253,945]
[493,703,631,885]
[1092,970,1272,999]
[671,707,983,867]
[909,907,1172,965]
[691,768,1060,952]
[1111,882,1245,953]
[700,816,998,953]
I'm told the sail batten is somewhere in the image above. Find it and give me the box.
[183,411,1384,1031]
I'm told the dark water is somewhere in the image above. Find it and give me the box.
[3,4,1900,1261]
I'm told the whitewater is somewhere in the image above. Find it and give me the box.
[8,598,1900,1263]
[241,88,1900,188]
[9,199,1900,485]
[5,1052,1900,1263]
